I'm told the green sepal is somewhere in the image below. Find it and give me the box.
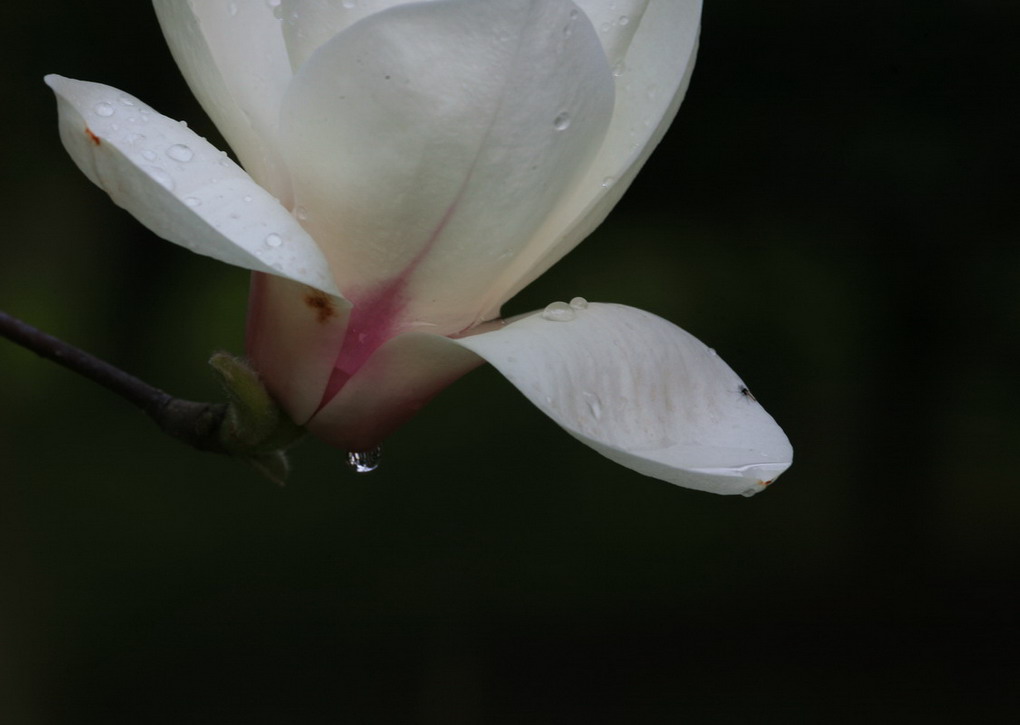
[208,352,306,482]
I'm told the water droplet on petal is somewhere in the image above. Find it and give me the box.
[295,205,308,221]
[619,15,630,26]
[542,301,576,322]
[601,176,616,188]
[569,296,589,309]
[243,195,253,203]
[118,96,136,107]
[184,196,201,207]
[553,112,571,131]
[347,446,381,473]
[342,0,358,9]
[141,149,158,161]
[166,143,194,162]
[583,391,603,420]
[266,0,281,8]
[265,233,283,248]
[93,102,114,117]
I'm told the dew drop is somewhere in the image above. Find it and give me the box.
[93,102,114,117]
[125,133,145,145]
[243,195,253,203]
[583,391,603,421]
[569,296,589,309]
[601,176,615,188]
[619,15,630,26]
[295,205,309,221]
[184,196,201,207]
[118,96,136,107]
[347,446,381,473]
[265,0,281,8]
[265,233,283,248]
[542,301,576,322]
[342,0,357,8]
[141,149,158,161]
[553,112,571,131]
[562,8,578,36]
[142,165,175,191]
[166,143,194,162]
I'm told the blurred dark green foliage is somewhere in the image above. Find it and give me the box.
[1,2,1018,722]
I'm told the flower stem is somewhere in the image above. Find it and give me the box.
[0,310,228,452]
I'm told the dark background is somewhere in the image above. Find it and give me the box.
[2,2,1018,722]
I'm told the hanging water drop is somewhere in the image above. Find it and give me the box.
[542,301,576,322]
[553,112,571,131]
[569,296,589,309]
[166,143,194,162]
[93,101,114,117]
[347,446,382,473]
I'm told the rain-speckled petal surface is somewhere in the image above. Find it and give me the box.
[451,302,792,495]
[152,0,293,198]
[278,0,614,333]
[479,0,702,315]
[46,75,338,295]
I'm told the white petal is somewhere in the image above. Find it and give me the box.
[278,0,614,334]
[152,0,293,198]
[477,0,703,314]
[46,75,338,295]
[451,302,792,496]
[278,0,417,71]
[574,0,651,69]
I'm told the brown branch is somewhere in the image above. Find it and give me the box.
[1,310,228,452]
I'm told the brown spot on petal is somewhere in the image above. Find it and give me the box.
[759,479,774,487]
[85,127,100,145]
[304,290,337,324]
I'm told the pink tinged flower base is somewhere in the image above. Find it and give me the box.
[246,270,485,452]
[307,330,483,453]
[245,272,350,425]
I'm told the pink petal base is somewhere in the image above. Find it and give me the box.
[307,331,483,452]
[245,272,351,424]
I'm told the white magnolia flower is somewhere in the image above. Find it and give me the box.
[46,0,792,495]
